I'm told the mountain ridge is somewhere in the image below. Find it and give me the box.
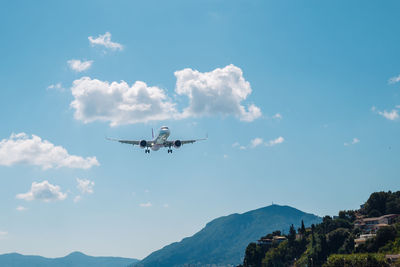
[0,251,138,267]
[136,204,321,267]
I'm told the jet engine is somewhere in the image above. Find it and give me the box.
[174,140,182,148]
[139,140,147,148]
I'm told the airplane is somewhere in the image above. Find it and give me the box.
[107,126,207,153]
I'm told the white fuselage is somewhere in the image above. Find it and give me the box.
[152,126,170,150]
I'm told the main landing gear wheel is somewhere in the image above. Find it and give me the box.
[167,149,173,153]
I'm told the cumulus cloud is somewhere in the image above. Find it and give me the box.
[139,202,152,208]
[378,109,399,120]
[266,136,285,147]
[76,178,95,194]
[70,77,177,126]
[250,137,264,148]
[67,59,93,72]
[16,206,27,211]
[175,64,261,122]
[16,181,67,202]
[88,32,123,51]
[0,133,99,169]
[70,65,261,125]
[389,74,400,84]
[373,105,400,121]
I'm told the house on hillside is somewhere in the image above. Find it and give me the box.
[354,214,400,233]
[273,236,287,243]
[354,233,376,247]
[258,236,287,246]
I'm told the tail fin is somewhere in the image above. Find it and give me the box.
[152,128,154,139]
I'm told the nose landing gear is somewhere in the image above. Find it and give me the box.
[145,149,150,153]
[167,149,173,153]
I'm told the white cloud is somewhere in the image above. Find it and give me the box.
[272,113,282,119]
[144,189,150,193]
[73,195,82,203]
[67,59,93,72]
[345,137,360,146]
[378,109,399,121]
[76,178,94,194]
[47,83,64,91]
[139,202,152,208]
[232,142,240,148]
[175,64,261,122]
[162,203,169,208]
[234,136,284,149]
[250,137,264,148]
[265,136,285,147]
[16,206,27,211]
[88,32,123,51]
[389,74,400,84]
[70,65,262,125]
[70,77,177,126]
[0,133,99,169]
[223,154,228,158]
[16,181,67,202]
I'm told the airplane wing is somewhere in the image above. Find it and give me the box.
[164,136,207,146]
[181,138,207,145]
[106,137,141,145]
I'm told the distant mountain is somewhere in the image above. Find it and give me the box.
[136,204,321,267]
[0,251,138,267]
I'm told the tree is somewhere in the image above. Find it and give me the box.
[338,210,357,222]
[243,243,264,267]
[311,224,315,246]
[362,191,400,216]
[325,253,390,267]
[326,228,350,254]
[288,224,296,244]
[374,226,397,250]
[368,209,382,218]
[300,220,306,235]
[272,230,281,236]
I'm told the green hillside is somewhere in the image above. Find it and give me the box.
[240,191,400,267]
[137,205,321,267]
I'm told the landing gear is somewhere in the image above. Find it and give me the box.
[145,149,150,153]
[167,149,173,153]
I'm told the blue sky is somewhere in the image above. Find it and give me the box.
[1,0,400,259]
